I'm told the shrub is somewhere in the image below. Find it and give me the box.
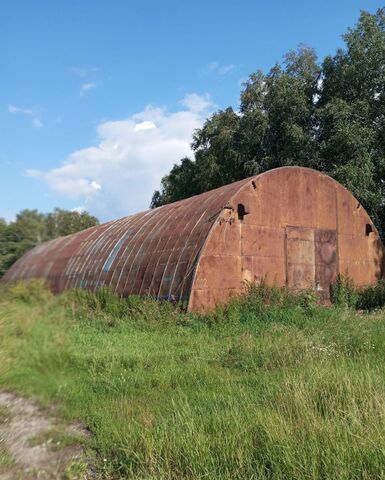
[0,279,52,304]
[330,276,385,312]
[243,279,316,309]
[356,279,385,311]
[330,274,358,308]
[65,286,188,327]
[69,287,130,318]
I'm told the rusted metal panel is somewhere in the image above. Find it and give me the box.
[314,229,338,300]
[286,227,315,290]
[3,167,385,312]
[188,167,384,311]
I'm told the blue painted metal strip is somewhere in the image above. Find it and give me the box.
[102,231,131,272]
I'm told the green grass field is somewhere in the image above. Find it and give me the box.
[1,281,385,479]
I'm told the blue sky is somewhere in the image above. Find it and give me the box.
[2,0,384,222]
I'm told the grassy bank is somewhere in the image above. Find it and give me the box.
[1,281,385,479]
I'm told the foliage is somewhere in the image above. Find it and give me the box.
[0,278,52,304]
[151,8,385,238]
[28,427,85,451]
[44,208,99,238]
[330,275,385,312]
[356,279,385,311]
[330,274,358,308]
[0,208,99,277]
[3,282,385,477]
[64,460,89,480]
[243,278,317,309]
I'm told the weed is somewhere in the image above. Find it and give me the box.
[64,460,88,480]
[330,274,358,307]
[28,427,86,451]
[356,278,385,311]
[0,278,52,304]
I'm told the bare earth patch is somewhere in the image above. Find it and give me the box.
[0,392,91,479]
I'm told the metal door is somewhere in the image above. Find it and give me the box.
[314,229,338,301]
[286,227,315,290]
[285,227,338,300]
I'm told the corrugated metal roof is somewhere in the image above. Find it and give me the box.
[2,177,250,301]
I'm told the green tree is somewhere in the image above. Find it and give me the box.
[2,210,47,275]
[152,45,320,205]
[0,209,99,277]
[45,208,99,238]
[151,8,385,237]
[318,8,385,232]
[151,158,200,208]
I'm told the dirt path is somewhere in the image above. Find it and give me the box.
[0,392,92,479]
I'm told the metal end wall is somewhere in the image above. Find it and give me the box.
[189,167,385,311]
[3,167,385,311]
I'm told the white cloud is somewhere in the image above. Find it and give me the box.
[90,180,102,191]
[205,61,239,76]
[27,93,214,220]
[218,64,236,75]
[70,67,88,78]
[32,118,43,129]
[8,104,33,115]
[180,93,213,113]
[71,206,86,214]
[313,77,324,105]
[134,121,156,132]
[80,83,96,96]
[70,66,98,78]
[8,104,43,128]
[207,61,219,72]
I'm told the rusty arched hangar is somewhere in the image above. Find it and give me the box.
[3,167,384,311]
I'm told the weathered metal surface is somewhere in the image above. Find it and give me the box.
[286,227,316,291]
[188,167,385,310]
[277,227,338,300]
[3,167,385,312]
[2,178,249,302]
[315,229,338,300]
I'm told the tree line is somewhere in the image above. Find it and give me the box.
[151,8,385,237]
[0,209,98,277]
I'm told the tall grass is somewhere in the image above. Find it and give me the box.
[330,275,385,311]
[1,280,385,478]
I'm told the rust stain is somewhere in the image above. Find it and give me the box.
[315,229,339,301]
